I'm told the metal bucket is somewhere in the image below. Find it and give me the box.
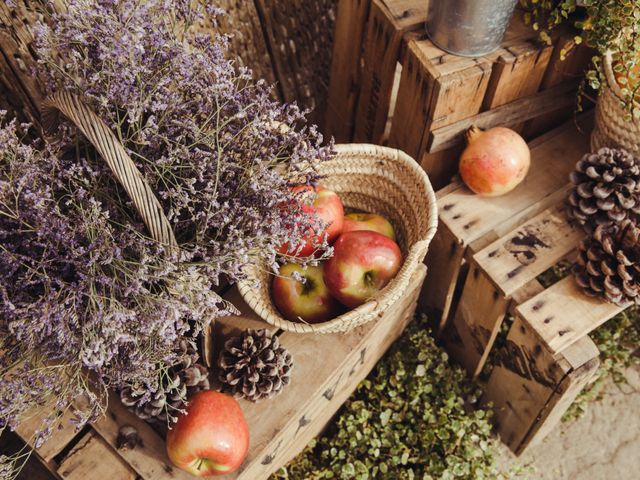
[426,0,518,57]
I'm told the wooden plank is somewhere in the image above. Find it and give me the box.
[482,39,554,114]
[510,280,546,310]
[419,221,464,330]
[324,0,371,142]
[427,80,580,153]
[421,119,591,334]
[517,275,628,355]
[15,407,81,463]
[353,0,428,144]
[481,315,571,452]
[439,119,589,247]
[474,202,583,297]
[524,33,593,138]
[466,184,572,255]
[443,261,509,377]
[91,392,196,480]
[517,338,599,453]
[57,432,136,480]
[227,265,426,479]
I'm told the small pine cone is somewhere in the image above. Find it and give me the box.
[218,329,293,402]
[573,219,640,305]
[567,148,640,234]
[119,339,210,424]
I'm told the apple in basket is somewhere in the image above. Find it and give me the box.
[277,185,344,258]
[323,230,402,308]
[272,263,344,323]
[166,391,249,477]
[342,212,396,240]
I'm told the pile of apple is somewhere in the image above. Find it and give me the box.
[272,185,402,323]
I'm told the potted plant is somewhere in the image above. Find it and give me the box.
[522,0,640,154]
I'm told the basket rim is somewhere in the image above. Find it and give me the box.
[237,143,438,334]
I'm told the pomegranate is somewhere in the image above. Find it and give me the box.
[459,125,530,197]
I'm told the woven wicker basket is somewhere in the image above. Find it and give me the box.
[40,91,215,364]
[238,144,439,334]
[591,51,640,155]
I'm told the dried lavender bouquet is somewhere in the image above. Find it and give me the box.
[1,0,332,475]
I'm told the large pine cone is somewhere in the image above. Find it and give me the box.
[119,339,210,424]
[573,219,640,305]
[218,329,293,402]
[567,148,640,234]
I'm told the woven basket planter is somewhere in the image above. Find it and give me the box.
[238,144,439,334]
[591,51,640,155]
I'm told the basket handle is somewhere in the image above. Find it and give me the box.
[41,92,178,250]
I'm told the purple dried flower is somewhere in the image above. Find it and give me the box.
[2,0,333,469]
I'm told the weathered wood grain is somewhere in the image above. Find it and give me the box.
[518,276,628,355]
[353,0,428,144]
[57,432,136,480]
[324,0,371,142]
[427,80,580,153]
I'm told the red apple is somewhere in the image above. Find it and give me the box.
[166,391,249,477]
[272,263,343,323]
[323,231,402,308]
[278,186,344,257]
[342,212,396,241]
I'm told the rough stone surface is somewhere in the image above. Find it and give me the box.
[496,366,640,479]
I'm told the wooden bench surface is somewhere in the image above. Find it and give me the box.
[14,266,426,480]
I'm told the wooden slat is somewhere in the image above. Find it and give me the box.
[57,433,136,480]
[418,221,464,329]
[15,408,80,463]
[443,261,509,377]
[226,265,426,479]
[353,0,428,144]
[427,80,580,153]
[482,39,554,114]
[517,275,629,355]
[475,202,583,297]
[523,32,593,138]
[91,392,195,480]
[324,0,371,142]
[522,354,599,452]
[480,315,569,451]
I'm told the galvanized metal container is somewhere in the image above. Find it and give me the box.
[426,0,518,57]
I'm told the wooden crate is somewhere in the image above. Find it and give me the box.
[324,1,591,188]
[424,116,626,454]
[11,266,426,480]
[420,116,593,331]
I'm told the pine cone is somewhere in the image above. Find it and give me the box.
[119,338,210,424]
[218,329,293,402]
[567,147,640,233]
[573,219,640,305]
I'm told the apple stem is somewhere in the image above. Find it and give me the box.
[466,125,483,145]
